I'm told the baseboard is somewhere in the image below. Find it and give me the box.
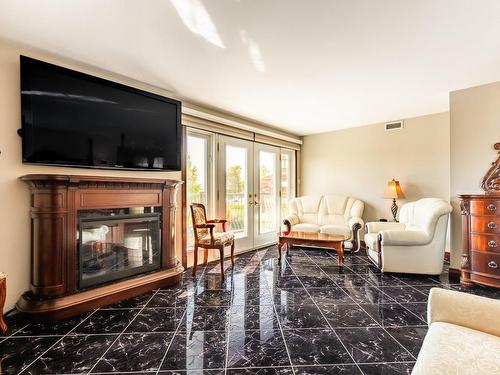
[448,267,461,281]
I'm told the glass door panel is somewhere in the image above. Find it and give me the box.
[218,136,254,250]
[186,131,212,250]
[280,149,296,221]
[253,143,280,247]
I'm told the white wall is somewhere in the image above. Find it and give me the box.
[450,81,500,269]
[0,40,183,310]
[301,112,450,227]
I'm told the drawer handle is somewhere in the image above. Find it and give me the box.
[487,204,497,211]
[487,221,497,229]
[488,261,498,269]
[489,240,498,248]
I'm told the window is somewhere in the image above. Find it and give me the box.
[280,149,296,220]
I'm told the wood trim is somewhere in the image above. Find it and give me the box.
[181,125,188,269]
[16,265,183,320]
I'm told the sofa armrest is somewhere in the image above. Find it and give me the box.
[379,229,430,246]
[283,214,300,231]
[348,217,364,253]
[428,288,500,337]
[365,222,405,233]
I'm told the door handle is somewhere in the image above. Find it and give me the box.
[488,261,498,269]
[248,194,253,206]
[254,194,259,206]
[487,221,497,229]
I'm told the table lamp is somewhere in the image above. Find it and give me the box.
[384,179,405,221]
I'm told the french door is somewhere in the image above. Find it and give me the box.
[218,136,281,250]
[186,129,295,253]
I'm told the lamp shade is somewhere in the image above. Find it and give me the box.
[384,179,405,199]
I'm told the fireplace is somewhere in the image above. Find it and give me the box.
[78,209,161,289]
[17,174,183,320]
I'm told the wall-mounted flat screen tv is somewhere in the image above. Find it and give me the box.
[20,56,181,171]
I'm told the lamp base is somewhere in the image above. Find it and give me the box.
[391,199,399,222]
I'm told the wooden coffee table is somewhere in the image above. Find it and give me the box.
[278,231,347,267]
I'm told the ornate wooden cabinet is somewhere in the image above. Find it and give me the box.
[460,143,500,288]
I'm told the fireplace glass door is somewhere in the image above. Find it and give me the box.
[78,213,161,289]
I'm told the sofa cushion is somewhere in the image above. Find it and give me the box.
[290,196,322,224]
[292,223,320,233]
[319,225,351,238]
[412,322,500,375]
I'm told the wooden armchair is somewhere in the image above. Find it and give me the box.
[190,203,235,277]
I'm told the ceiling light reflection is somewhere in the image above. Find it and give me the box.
[170,0,225,48]
[240,30,266,73]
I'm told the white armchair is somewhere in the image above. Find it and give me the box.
[283,195,365,252]
[365,198,452,275]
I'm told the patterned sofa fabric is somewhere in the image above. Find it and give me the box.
[412,288,500,375]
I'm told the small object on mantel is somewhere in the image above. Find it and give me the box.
[0,272,7,334]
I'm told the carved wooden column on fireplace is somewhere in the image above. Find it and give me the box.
[16,174,183,320]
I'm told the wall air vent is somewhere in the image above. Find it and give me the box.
[384,120,404,131]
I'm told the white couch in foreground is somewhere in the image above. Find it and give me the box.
[365,198,452,274]
[283,195,364,252]
[412,288,500,375]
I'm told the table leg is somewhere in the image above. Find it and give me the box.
[0,274,7,334]
[286,242,290,257]
[337,243,344,268]
[278,239,283,262]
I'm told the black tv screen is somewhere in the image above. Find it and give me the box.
[20,56,181,171]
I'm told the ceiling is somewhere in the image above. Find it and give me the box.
[1,0,500,135]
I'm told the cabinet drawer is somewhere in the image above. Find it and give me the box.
[471,234,500,253]
[470,200,500,215]
[470,216,500,234]
[470,251,500,277]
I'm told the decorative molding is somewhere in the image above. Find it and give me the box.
[481,142,500,195]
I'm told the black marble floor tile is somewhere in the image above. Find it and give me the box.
[106,291,156,309]
[361,303,426,327]
[275,276,304,289]
[307,287,354,305]
[25,334,116,374]
[341,287,393,304]
[93,332,172,372]
[283,329,353,365]
[148,289,194,308]
[0,336,59,374]
[377,286,428,303]
[159,370,225,375]
[317,303,379,328]
[298,275,338,288]
[273,289,314,306]
[1,313,29,337]
[15,312,91,336]
[226,368,294,375]
[229,305,279,330]
[385,327,428,357]
[226,329,291,368]
[358,362,414,374]
[179,306,230,331]
[294,365,362,374]
[233,287,273,306]
[161,331,227,370]
[335,328,414,363]
[73,309,138,334]
[292,264,328,277]
[277,304,330,329]
[403,303,427,323]
[395,274,440,286]
[126,307,185,332]
[7,245,487,374]
[193,289,233,306]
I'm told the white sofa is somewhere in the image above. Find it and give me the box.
[365,198,452,275]
[283,195,364,252]
[412,288,500,375]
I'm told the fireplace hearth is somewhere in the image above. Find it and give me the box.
[17,174,183,320]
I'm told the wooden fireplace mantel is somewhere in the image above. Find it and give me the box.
[17,174,184,320]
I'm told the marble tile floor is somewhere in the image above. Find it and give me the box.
[1,245,498,375]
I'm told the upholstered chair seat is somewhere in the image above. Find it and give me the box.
[199,232,234,246]
[283,195,365,252]
[365,198,452,275]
